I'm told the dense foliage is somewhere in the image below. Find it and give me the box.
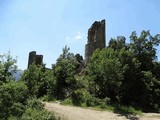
[87,30,160,112]
[0,53,55,120]
[52,46,78,99]
[1,30,160,119]
[0,81,28,119]
[0,52,17,84]
[21,31,160,113]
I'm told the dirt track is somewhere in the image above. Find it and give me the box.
[44,102,160,120]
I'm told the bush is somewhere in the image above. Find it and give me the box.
[0,81,28,119]
[21,108,55,120]
[26,98,44,110]
[71,88,111,109]
[41,95,56,102]
[114,105,142,115]
[71,88,91,106]
[61,98,73,105]
[22,98,55,120]
[86,97,110,109]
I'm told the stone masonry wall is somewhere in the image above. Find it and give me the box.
[28,51,43,68]
[85,19,106,63]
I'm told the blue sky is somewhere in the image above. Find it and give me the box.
[0,0,160,70]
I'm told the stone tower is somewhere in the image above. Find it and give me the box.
[85,19,106,63]
[28,51,43,68]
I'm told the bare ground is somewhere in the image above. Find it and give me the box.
[43,102,160,120]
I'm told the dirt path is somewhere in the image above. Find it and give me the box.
[43,102,160,120]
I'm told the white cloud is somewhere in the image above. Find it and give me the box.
[74,32,82,40]
[74,35,81,40]
[65,32,83,43]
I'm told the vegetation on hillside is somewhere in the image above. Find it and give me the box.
[0,52,55,120]
[0,30,160,119]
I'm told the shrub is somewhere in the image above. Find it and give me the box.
[71,88,91,106]
[114,105,142,115]
[22,98,55,120]
[41,95,56,102]
[71,88,111,109]
[86,97,110,109]
[21,108,55,120]
[0,81,28,119]
[61,98,73,105]
[26,98,44,110]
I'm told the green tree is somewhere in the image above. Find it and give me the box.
[40,69,56,100]
[130,30,160,71]
[21,63,55,98]
[21,64,41,96]
[0,52,56,119]
[53,46,78,99]
[108,36,128,51]
[0,81,28,119]
[0,52,17,84]
[115,31,160,111]
[118,48,141,106]
[87,48,124,101]
[86,30,160,112]
[75,53,83,63]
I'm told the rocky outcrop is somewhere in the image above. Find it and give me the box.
[85,19,106,63]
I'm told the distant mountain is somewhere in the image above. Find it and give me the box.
[13,70,24,81]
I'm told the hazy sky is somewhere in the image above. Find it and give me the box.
[0,0,160,70]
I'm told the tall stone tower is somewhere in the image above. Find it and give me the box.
[85,19,106,63]
[28,51,43,68]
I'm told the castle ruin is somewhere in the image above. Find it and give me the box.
[85,19,106,63]
[27,20,105,69]
[28,51,43,68]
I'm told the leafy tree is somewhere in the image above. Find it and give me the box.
[21,63,55,98]
[126,31,160,109]
[53,46,78,99]
[41,69,56,100]
[108,36,128,51]
[110,31,160,111]
[86,30,160,112]
[0,52,56,119]
[87,48,125,101]
[0,81,28,119]
[0,80,55,119]
[116,48,140,105]
[0,52,17,84]
[152,62,160,79]
[130,30,160,71]
[75,53,83,63]
[21,64,41,96]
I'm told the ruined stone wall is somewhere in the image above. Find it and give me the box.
[28,51,43,68]
[85,19,106,63]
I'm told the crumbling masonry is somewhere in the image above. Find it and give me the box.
[85,19,106,63]
[28,51,43,68]
[27,20,105,69]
